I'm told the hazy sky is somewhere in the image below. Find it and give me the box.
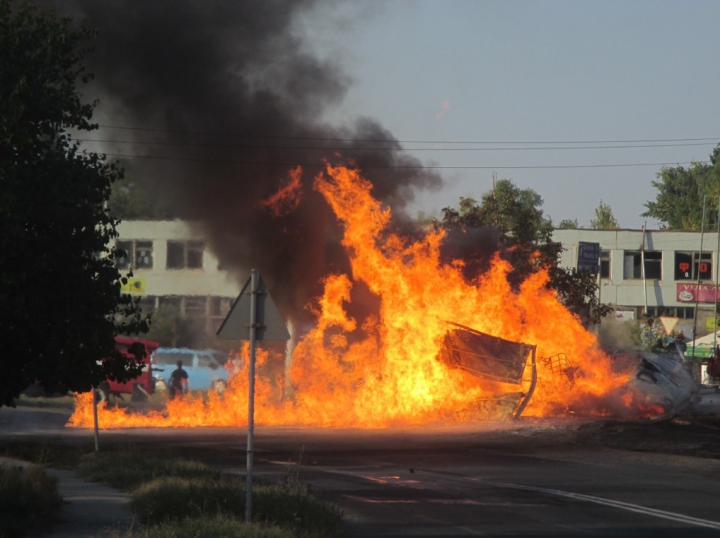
[297,0,720,229]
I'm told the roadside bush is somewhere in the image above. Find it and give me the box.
[119,515,294,538]
[77,450,219,491]
[253,483,345,537]
[129,476,241,522]
[130,476,344,537]
[0,464,63,538]
[0,441,87,469]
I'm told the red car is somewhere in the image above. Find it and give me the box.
[98,336,159,402]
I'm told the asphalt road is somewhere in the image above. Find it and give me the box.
[3,404,720,537]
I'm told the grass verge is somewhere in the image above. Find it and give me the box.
[15,393,75,409]
[79,449,345,538]
[115,515,295,538]
[129,477,344,537]
[77,449,219,491]
[0,464,63,538]
[0,440,89,469]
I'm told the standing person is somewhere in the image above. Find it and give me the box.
[675,330,687,352]
[169,360,189,399]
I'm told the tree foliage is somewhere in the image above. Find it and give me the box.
[440,180,562,287]
[590,200,619,230]
[642,145,720,230]
[557,218,579,229]
[0,1,148,406]
[438,179,611,325]
[108,177,175,220]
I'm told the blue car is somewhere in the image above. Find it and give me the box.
[152,348,230,392]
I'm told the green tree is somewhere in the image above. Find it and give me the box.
[558,219,579,229]
[438,179,611,324]
[590,200,619,229]
[0,1,148,406]
[440,180,562,286]
[108,177,175,220]
[642,145,720,230]
[143,303,205,348]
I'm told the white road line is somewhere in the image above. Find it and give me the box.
[420,471,720,531]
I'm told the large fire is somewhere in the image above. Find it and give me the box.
[69,164,634,429]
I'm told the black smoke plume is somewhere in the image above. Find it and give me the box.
[41,1,443,324]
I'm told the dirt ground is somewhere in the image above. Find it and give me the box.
[571,413,720,460]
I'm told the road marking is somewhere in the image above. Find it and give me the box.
[343,494,543,507]
[419,471,720,530]
[282,463,720,530]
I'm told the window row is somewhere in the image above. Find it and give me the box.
[597,250,714,281]
[137,295,233,317]
[615,306,695,320]
[117,240,205,270]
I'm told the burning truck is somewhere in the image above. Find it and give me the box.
[438,323,697,421]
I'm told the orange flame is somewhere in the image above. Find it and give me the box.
[258,166,303,217]
[70,164,636,430]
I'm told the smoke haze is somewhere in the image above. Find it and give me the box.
[43,1,444,323]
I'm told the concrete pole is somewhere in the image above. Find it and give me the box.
[246,268,259,523]
[92,388,99,452]
[284,319,296,399]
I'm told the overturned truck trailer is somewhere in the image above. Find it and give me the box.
[438,323,537,420]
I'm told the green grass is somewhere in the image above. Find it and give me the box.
[14,393,75,409]
[112,515,295,538]
[1,443,345,538]
[0,440,89,469]
[129,477,344,538]
[0,464,63,538]
[78,449,345,538]
[77,449,220,491]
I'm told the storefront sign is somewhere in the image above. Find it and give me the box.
[120,277,145,294]
[706,317,720,331]
[614,310,635,321]
[677,283,720,303]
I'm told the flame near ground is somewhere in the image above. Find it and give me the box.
[69,164,637,429]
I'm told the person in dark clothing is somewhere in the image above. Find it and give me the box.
[674,330,687,352]
[169,360,189,399]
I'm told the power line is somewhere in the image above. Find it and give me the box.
[77,138,718,152]
[95,124,720,146]
[98,152,709,170]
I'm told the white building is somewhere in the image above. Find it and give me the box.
[115,221,720,341]
[553,228,720,334]
[115,220,242,337]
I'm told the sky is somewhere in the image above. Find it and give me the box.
[292,0,720,229]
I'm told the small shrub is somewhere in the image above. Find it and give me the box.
[0,464,63,538]
[254,484,344,537]
[0,441,87,469]
[130,476,243,523]
[143,515,293,538]
[77,450,219,491]
[130,477,344,537]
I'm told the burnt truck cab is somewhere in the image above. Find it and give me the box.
[98,336,160,402]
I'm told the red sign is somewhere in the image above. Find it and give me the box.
[677,283,720,303]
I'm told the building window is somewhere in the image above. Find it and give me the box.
[166,240,205,270]
[677,307,695,320]
[138,295,158,315]
[675,252,712,281]
[159,296,181,309]
[116,240,154,270]
[623,251,661,280]
[642,306,694,320]
[209,297,233,317]
[600,250,611,279]
[185,296,207,315]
